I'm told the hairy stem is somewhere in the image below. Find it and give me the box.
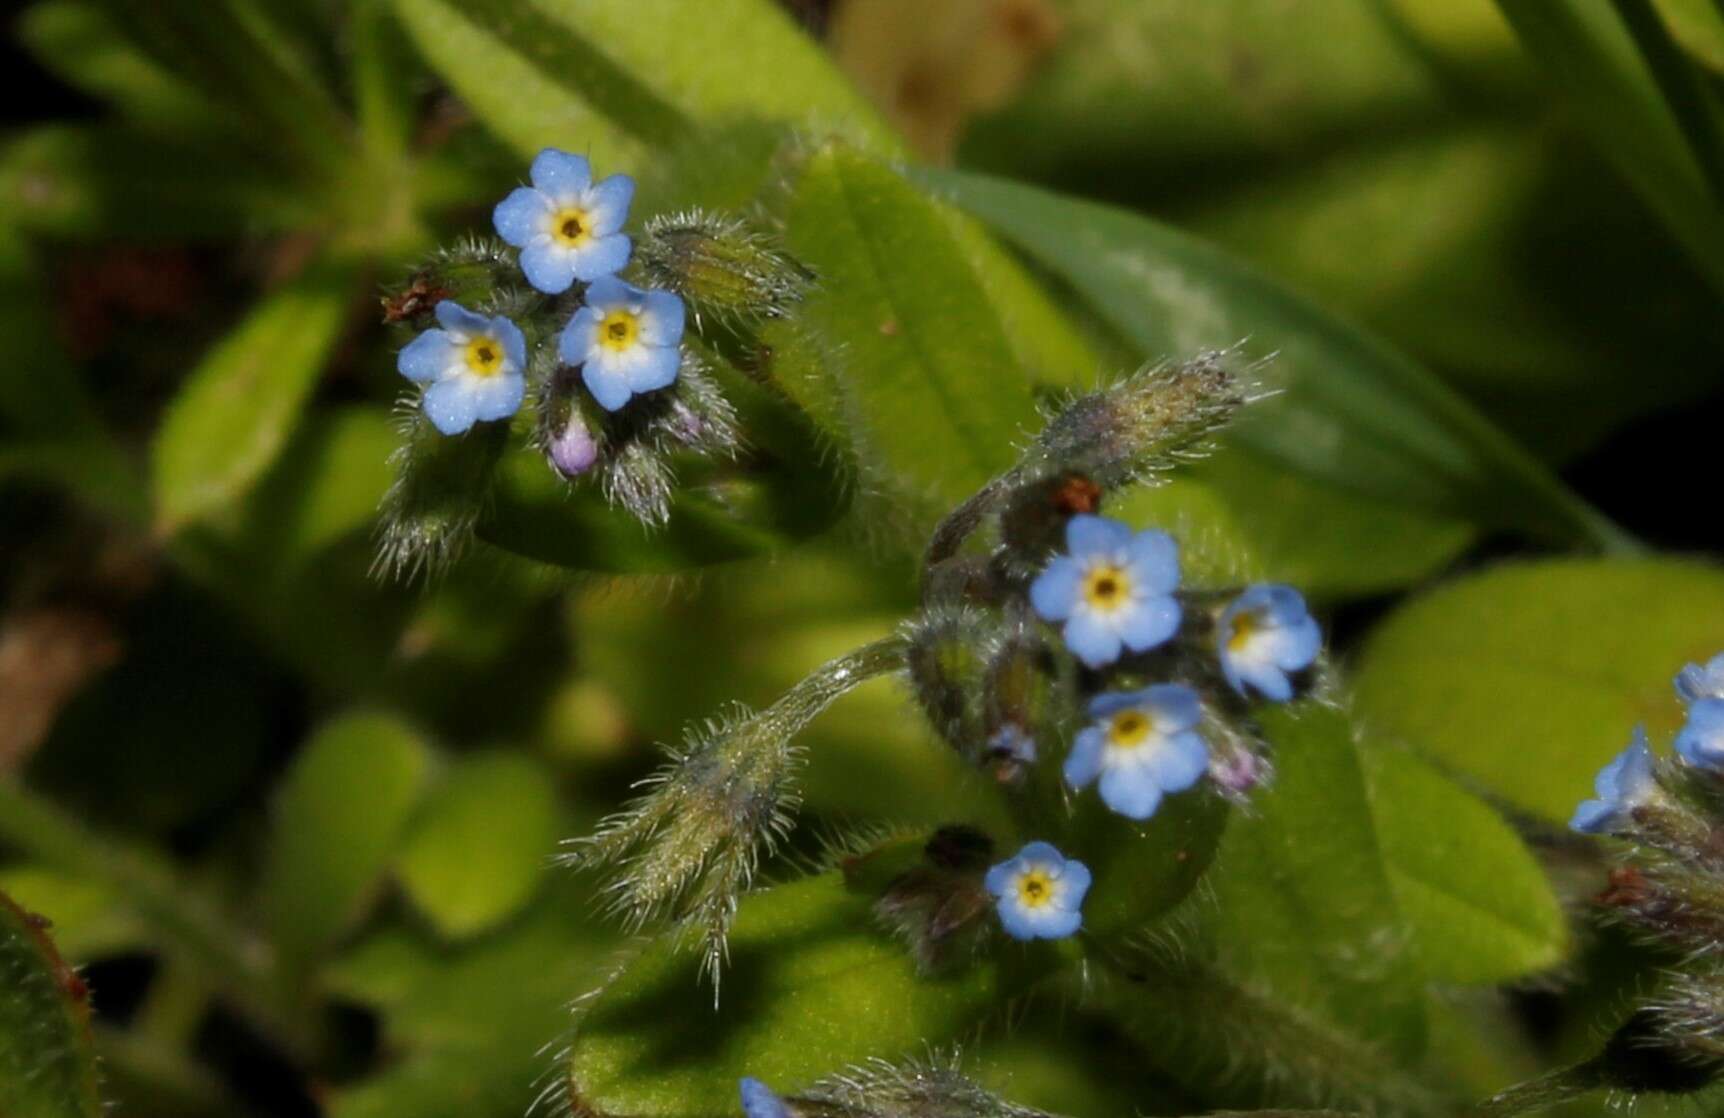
[1470,1063,1603,1118]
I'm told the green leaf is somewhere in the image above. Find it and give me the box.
[1494,0,1724,299]
[1655,0,1724,69]
[916,165,1631,551]
[1353,557,1724,825]
[392,0,894,161]
[0,888,101,1118]
[150,266,351,534]
[18,0,222,128]
[568,872,1003,1115]
[262,713,433,963]
[395,754,561,940]
[1363,748,1569,984]
[1208,704,1427,1063]
[776,145,1045,518]
[0,866,143,962]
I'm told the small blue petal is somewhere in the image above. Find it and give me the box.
[583,363,635,412]
[423,377,481,435]
[1144,683,1202,729]
[739,1078,790,1118]
[1146,730,1209,791]
[521,239,578,295]
[1676,699,1724,770]
[398,329,457,383]
[1018,840,1064,866]
[530,148,592,201]
[493,187,550,247]
[569,233,632,284]
[640,289,687,346]
[1123,529,1180,592]
[583,273,634,311]
[585,173,635,234]
[1029,557,1081,621]
[1063,727,1104,789]
[560,307,601,366]
[469,371,525,422]
[494,316,528,372]
[434,300,492,337]
[1115,595,1180,653]
[1098,767,1163,820]
[1063,611,1123,669]
[1570,728,1657,834]
[624,344,681,393]
[1678,653,1724,703]
[1066,514,1131,556]
[986,842,1088,941]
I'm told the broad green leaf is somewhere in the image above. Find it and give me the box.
[1655,0,1724,69]
[151,266,351,534]
[1072,790,1228,941]
[395,754,561,940]
[393,0,894,161]
[1363,749,1568,984]
[1115,454,1475,601]
[0,888,101,1118]
[1495,0,1724,299]
[236,406,397,574]
[568,872,1003,1115]
[0,867,143,962]
[262,713,433,962]
[1175,120,1722,461]
[916,166,1630,551]
[1208,704,1427,1063]
[778,145,1044,518]
[1354,558,1724,825]
[960,0,1458,180]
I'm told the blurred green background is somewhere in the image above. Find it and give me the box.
[3,0,1724,1115]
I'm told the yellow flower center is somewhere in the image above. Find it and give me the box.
[1082,564,1130,611]
[1017,869,1054,909]
[598,309,640,352]
[1228,610,1261,653]
[463,335,505,377]
[552,207,592,247]
[1107,709,1151,749]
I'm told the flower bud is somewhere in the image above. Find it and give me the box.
[980,628,1056,781]
[904,607,995,762]
[1028,351,1249,487]
[635,209,813,323]
[373,409,509,581]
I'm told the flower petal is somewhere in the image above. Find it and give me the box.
[1124,530,1180,592]
[583,273,636,311]
[1064,610,1123,668]
[559,307,602,366]
[1066,514,1131,556]
[583,173,635,234]
[1098,766,1163,820]
[1146,730,1209,792]
[434,300,491,337]
[1029,557,1081,621]
[1116,594,1181,653]
[469,370,525,422]
[582,362,635,412]
[1062,728,1105,789]
[493,187,551,247]
[640,289,687,345]
[423,376,480,435]
[569,233,633,283]
[624,344,681,393]
[398,329,457,383]
[520,239,578,295]
[493,316,528,372]
[530,148,592,203]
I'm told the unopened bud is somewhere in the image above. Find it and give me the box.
[635,209,813,323]
[1030,351,1249,486]
[904,608,995,761]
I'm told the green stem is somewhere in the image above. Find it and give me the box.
[1612,0,1724,210]
[0,780,310,1055]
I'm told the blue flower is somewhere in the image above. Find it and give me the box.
[739,1078,791,1118]
[1570,727,1659,834]
[396,300,526,435]
[1029,515,1181,669]
[1676,699,1724,771]
[1677,652,1724,704]
[493,149,634,294]
[558,276,685,411]
[984,841,1090,941]
[988,723,1037,764]
[1216,584,1322,702]
[1063,685,1208,820]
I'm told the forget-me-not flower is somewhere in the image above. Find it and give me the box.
[988,723,1037,764]
[493,148,633,294]
[739,1078,791,1118]
[1676,699,1724,771]
[558,276,685,411]
[1677,652,1724,704]
[1570,727,1659,834]
[1216,584,1322,702]
[1029,515,1181,669]
[396,300,526,435]
[1064,684,1208,820]
[984,841,1089,941]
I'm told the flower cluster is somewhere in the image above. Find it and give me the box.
[396,149,686,436]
